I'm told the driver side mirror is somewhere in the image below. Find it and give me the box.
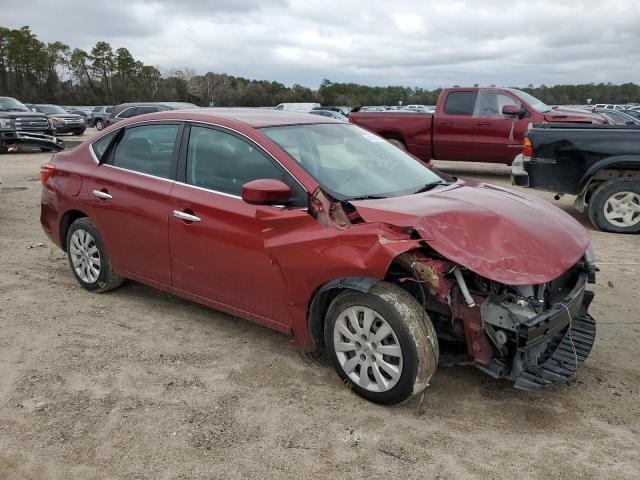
[501,105,521,116]
[241,179,291,205]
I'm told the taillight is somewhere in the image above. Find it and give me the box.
[348,115,353,123]
[40,163,56,188]
[522,137,532,158]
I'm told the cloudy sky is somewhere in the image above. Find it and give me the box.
[3,0,640,89]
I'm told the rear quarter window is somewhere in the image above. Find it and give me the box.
[443,91,478,116]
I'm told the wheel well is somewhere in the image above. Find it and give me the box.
[59,209,88,251]
[378,131,405,144]
[581,167,640,206]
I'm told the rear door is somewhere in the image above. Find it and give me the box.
[87,122,182,285]
[169,123,309,325]
[433,90,477,160]
[472,90,529,163]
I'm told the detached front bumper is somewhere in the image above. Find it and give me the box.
[0,131,65,151]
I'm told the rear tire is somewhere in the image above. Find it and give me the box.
[325,282,438,405]
[588,178,640,233]
[66,217,125,293]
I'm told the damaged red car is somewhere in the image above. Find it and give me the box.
[40,109,597,404]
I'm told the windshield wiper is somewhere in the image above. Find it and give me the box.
[344,194,387,201]
[413,180,449,194]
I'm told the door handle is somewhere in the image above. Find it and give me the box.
[92,189,112,200]
[173,210,202,223]
[438,121,454,125]
[476,121,492,126]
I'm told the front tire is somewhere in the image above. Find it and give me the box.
[588,179,640,233]
[66,217,124,292]
[325,282,438,405]
[95,120,104,131]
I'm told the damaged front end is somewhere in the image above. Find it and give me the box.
[392,249,597,390]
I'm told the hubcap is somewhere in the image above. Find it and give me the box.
[333,306,403,393]
[70,229,101,283]
[603,191,640,228]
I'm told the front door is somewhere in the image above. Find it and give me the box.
[472,91,528,163]
[169,124,309,326]
[433,90,477,160]
[87,122,182,285]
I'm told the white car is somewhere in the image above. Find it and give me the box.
[273,103,320,114]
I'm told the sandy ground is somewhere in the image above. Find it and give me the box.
[0,149,639,479]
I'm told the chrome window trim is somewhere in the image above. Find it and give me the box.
[102,163,176,183]
[114,106,137,119]
[88,117,309,196]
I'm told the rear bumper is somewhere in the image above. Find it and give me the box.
[511,154,529,187]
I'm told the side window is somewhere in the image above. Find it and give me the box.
[474,92,521,116]
[105,106,113,113]
[443,92,477,115]
[117,107,135,119]
[111,124,180,179]
[157,106,170,112]
[134,106,157,116]
[185,126,306,206]
[91,130,118,161]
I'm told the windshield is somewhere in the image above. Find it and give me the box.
[262,124,449,200]
[509,89,551,113]
[0,97,29,112]
[37,105,68,115]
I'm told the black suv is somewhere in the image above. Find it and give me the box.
[0,97,61,153]
[105,102,198,127]
[29,104,86,135]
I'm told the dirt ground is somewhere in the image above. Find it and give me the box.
[1,143,639,479]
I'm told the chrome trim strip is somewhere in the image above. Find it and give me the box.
[173,210,202,222]
[101,163,176,183]
[173,181,242,199]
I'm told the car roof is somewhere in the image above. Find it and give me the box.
[157,108,344,128]
[115,102,197,109]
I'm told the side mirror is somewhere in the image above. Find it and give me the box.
[502,105,521,116]
[241,179,291,205]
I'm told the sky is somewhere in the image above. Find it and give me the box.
[3,0,640,89]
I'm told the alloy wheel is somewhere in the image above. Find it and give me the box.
[603,191,640,227]
[333,305,403,393]
[69,229,101,283]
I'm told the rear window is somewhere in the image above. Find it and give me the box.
[443,91,477,116]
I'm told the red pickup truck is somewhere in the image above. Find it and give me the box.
[349,87,605,165]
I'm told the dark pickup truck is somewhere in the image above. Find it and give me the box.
[349,87,605,165]
[0,96,63,153]
[512,123,640,233]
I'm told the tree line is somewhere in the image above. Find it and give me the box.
[1,26,639,108]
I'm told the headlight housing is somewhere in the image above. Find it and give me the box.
[50,116,64,123]
[0,117,13,130]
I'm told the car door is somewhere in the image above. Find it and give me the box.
[433,90,477,160]
[472,91,529,163]
[87,122,183,286]
[169,124,309,326]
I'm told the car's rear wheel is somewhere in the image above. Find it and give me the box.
[66,217,124,292]
[588,178,640,233]
[325,282,438,405]
[95,120,104,130]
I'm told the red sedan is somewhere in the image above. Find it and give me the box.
[41,109,597,404]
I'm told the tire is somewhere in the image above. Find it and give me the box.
[387,138,407,150]
[588,178,640,233]
[66,217,125,293]
[95,120,104,131]
[324,281,439,405]
[0,143,7,154]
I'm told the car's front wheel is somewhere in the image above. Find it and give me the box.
[66,217,124,292]
[325,282,438,405]
[95,120,104,130]
[589,178,640,233]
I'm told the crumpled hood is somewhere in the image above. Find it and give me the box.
[351,180,591,285]
[543,107,605,124]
